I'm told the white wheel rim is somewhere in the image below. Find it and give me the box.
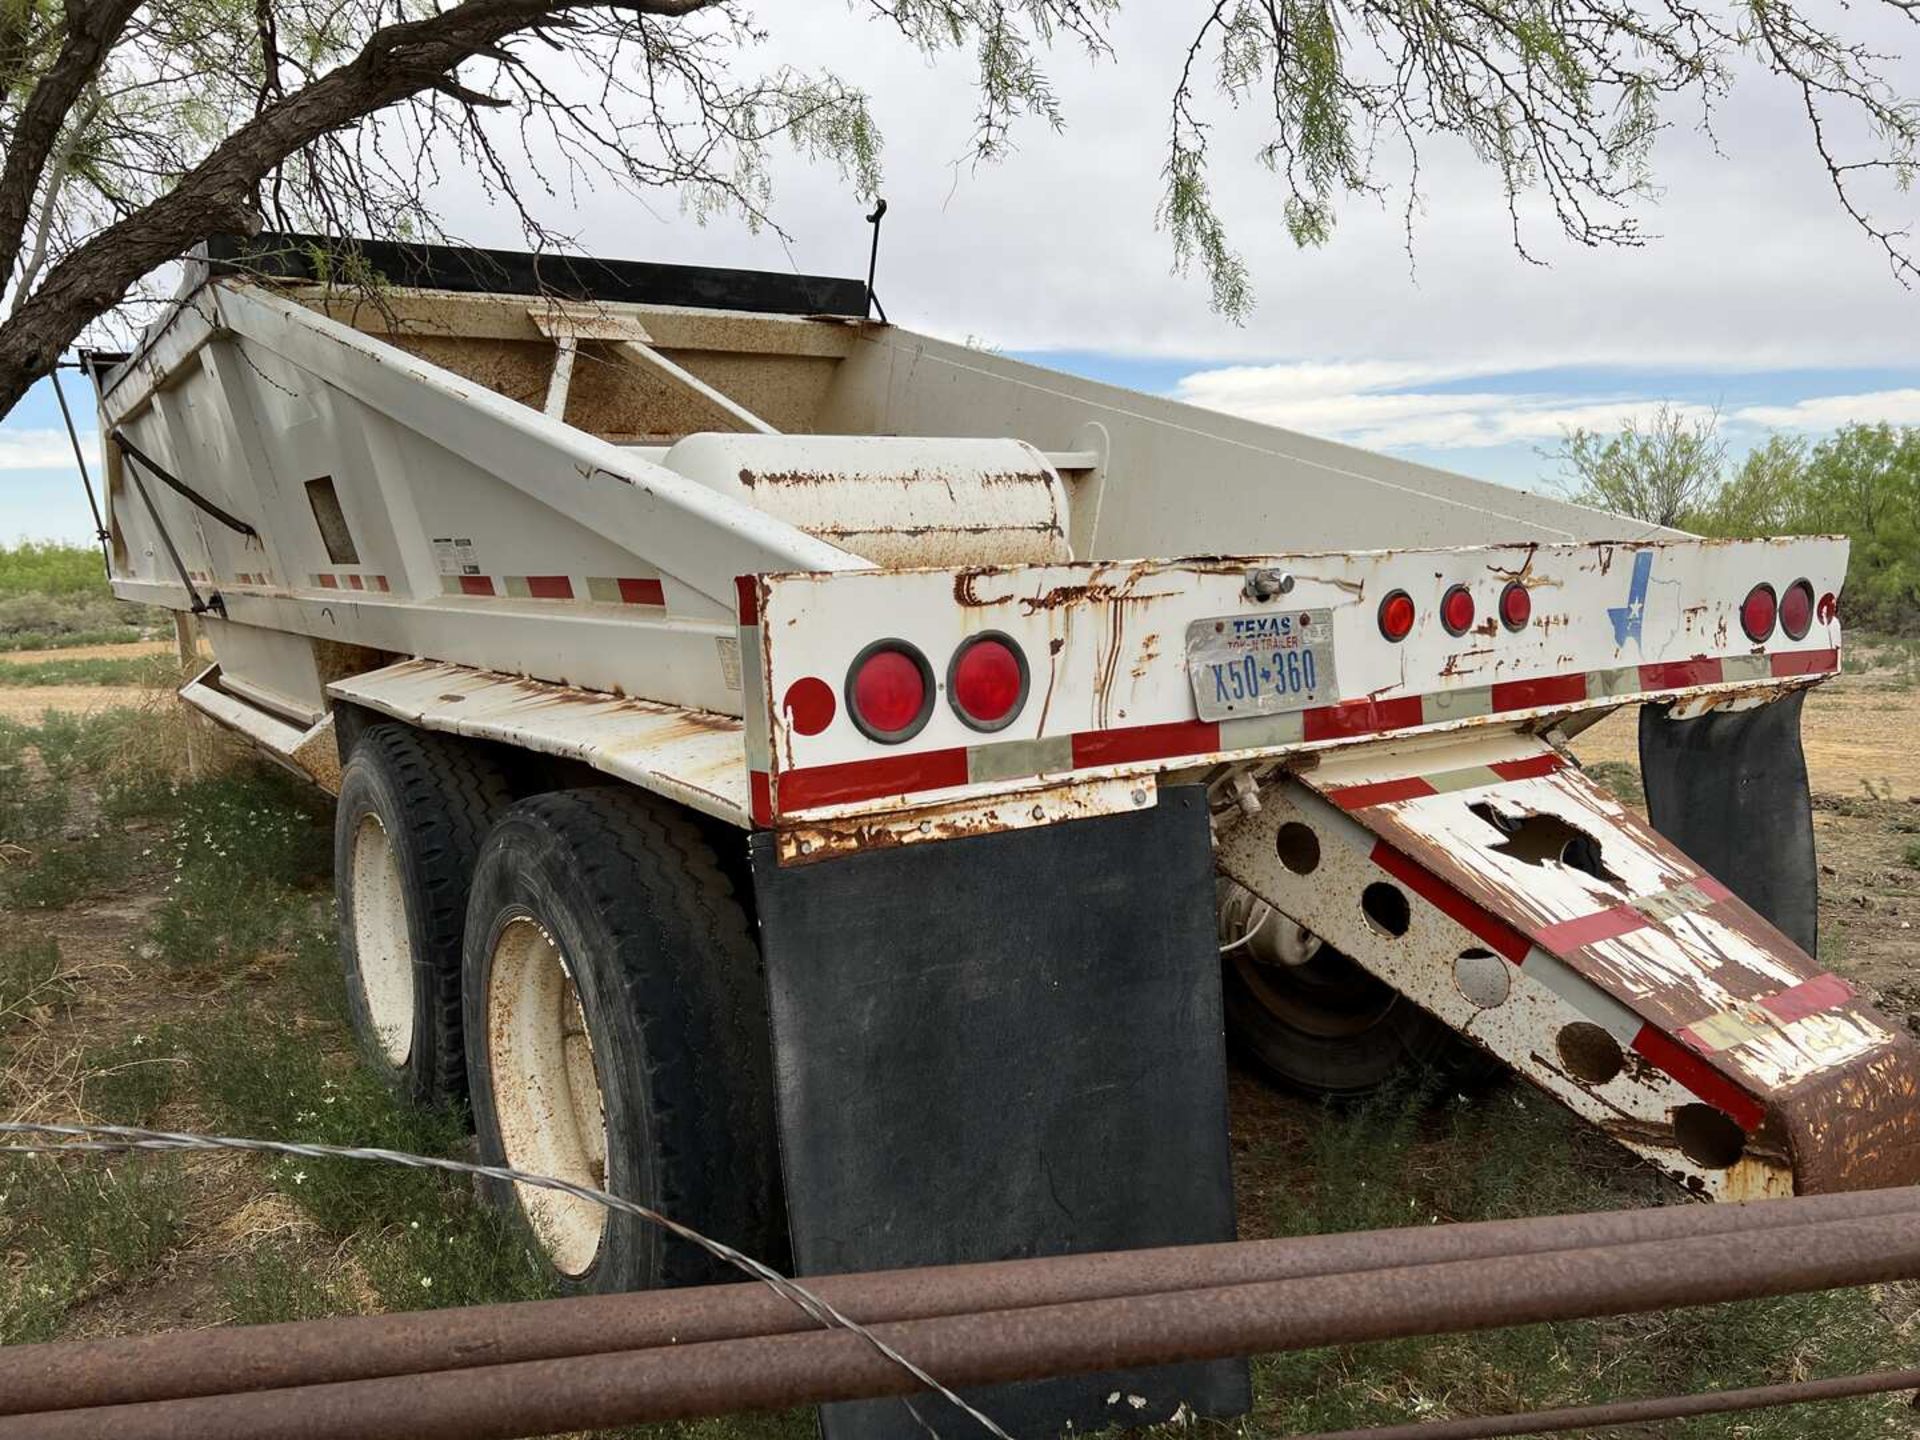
[487,916,609,1276]
[349,814,413,1066]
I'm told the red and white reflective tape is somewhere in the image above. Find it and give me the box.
[1366,837,1770,1130]
[763,650,1838,814]
[312,572,392,592]
[429,573,667,605]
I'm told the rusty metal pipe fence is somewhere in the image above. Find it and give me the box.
[3,1183,1920,1418]
[1,1195,1918,1439]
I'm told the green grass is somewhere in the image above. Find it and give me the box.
[80,1037,183,1127]
[1241,1081,1914,1439]
[0,1157,187,1344]
[1904,840,1920,870]
[1581,758,1645,806]
[147,771,332,971]
[0,938,71,1028]
[0,655,170,687]
[0,710,174,910]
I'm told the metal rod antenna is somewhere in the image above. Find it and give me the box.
[864,199,889,324]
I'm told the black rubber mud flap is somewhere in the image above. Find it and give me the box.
[1638,688,1819,955]
[749,786,1249,1440]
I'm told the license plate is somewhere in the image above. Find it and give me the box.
[1186,609,1337,721]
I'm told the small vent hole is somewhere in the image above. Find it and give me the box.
[1276,822,1320,875]
[1361,882,1411,938]
[1674,1103,1747,1169]
[1556,1022,1624,1084]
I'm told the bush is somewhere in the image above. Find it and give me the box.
[1555,415,1920,634]
[0,540,160,646]
[0,541,107,597]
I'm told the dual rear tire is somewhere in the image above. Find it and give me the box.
[335,733,778,1291]
[461,790,779,1290]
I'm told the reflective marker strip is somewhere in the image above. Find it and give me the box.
[1679,973,1858,1055]
[1328,752,1566,810]
[1531,875,1733,954]
[769,651,1838,816]
[1631,1027,1767,1132]
[586,576,667,606]
[506,575,575,600]
[1364,835,1766,1130]
[1772,648,1839,677]
[737,576,774,826]
[1367,840,1531,963]
[1763,970,1855,1023]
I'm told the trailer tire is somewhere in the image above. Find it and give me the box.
[335,725,510,1109]
[462,788,778,1293]
[1223,947,1495,1098]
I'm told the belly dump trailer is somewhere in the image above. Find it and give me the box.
[89,233,1920,1437]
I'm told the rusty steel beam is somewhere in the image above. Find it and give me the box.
[2,1210,1917,1440]
[1,1187,1915,1416]
[1291,1365,1920,1440]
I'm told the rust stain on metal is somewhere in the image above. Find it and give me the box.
[1131,632,1161,680]
[1485,543,1540,583]
[774,777,1144,865]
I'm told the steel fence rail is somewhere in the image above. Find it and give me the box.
[2,1184,1918,1416]
[3,1210,1918,1440]
[1289,1366,1920,1440]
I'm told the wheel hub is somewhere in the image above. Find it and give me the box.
[487,916,610,1276]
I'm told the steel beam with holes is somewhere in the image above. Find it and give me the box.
[1214,730,1920,1199]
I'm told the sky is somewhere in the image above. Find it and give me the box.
[6,4,1920,541]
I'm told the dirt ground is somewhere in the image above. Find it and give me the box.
[0,685,160,721]
[1574,685,1920,798]
[0,640,178,667]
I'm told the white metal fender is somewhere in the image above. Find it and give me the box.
[1213,726,1920,1199]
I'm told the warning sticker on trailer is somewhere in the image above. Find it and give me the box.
[1186,610,1338,721]
[431,537,481,577]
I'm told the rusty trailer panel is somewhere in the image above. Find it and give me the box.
[327,659,752,825]
[749,537,1846,824]
[1215,726,1920,1197]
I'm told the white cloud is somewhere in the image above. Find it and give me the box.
[1734,389,1920,430]
[1173,362,1717,450]
[448,5,1920,375]
[0,428,88,470]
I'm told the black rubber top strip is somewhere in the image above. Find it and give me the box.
[201,232,870,318]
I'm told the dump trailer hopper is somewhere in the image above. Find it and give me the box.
[90,233,1919,1438]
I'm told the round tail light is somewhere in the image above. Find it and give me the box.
[1379,590,1416,642]
[1440,584,1475,636]
[846,641,934,743]
[948,634,1028,731]
[1779,579,1815,640]
[1740,583,1778,643]
[1499,581,1532,631]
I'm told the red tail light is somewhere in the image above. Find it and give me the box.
[847,641,934,742]
[1378,590,1416,642]
[1780,579,1814,640]
[1740,583,1777,642]
[1499,581,1532,631]
[1440,584,1475,636]
[949,634,1028,731]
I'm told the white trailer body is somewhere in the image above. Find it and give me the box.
[90,234,1919,1434]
